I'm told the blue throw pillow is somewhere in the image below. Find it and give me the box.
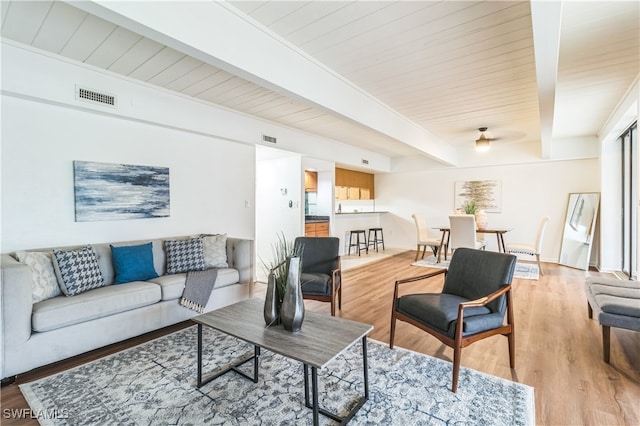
[110,242,159,284]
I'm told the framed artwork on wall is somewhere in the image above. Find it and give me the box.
[74,161,170,222]
[454,180,502,213]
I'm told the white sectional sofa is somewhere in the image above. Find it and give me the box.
[0,234,254,382]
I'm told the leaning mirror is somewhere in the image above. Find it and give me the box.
[559,192,600,270]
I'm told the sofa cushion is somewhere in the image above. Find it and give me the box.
[15,250,61,303]
[110,242,159,284]
[202,234,228,268]
[32,282,161,332]
[148,268,240,301]
[164,238,206,274]
[52,246,105,296]
[595,294,640,318]
[590,283,640,299]
[397,293,492,338]
[149,273,187,301]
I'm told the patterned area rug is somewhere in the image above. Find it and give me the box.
[412,257,540,280]
[21,326,534,425]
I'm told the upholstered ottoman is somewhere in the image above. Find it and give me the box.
[584,277,640,362]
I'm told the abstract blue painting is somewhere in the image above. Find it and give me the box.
[74,161,170,222]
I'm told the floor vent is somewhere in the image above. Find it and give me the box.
[76,86,116,107]
[262,134,277,144]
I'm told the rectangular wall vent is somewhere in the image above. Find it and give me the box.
[361,158,369,165]
[262,134,277,144]
[76,86,116,107]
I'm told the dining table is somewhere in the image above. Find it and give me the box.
[434,226,513,263]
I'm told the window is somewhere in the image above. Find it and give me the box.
[621,122,637,279]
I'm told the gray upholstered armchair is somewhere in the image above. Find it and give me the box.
[294,237,342,316]
[390,248,517,392]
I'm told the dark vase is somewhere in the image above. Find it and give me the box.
[263,271,280,326]
[280,256,304,332]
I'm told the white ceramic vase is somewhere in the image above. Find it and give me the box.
[475,209,488,230]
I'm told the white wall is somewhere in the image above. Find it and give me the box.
[1,95,255,252]
[375,159,600,264]
[255,147,303,281]
[1,42,390,257]
[315,169,334,217]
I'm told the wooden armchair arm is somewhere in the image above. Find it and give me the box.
[331,256,342,290]
[455,285,512,342]
[396,268,446,285]
[393,269,447,303]
[459,284,511,310]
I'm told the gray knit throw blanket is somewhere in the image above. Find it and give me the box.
[180,268,218,313]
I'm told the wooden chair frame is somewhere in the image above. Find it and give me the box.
[389,268,515,392]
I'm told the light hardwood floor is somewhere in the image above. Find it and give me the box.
[2,251,639,425]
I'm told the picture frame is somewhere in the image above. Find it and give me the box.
[74,161,170,222]
[454,180,502,213]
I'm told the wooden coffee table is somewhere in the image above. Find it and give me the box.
[192,298,373,425]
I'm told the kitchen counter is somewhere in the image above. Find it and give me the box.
[332,212,386,255]
[305,215,330,223]
[335,211,388,215]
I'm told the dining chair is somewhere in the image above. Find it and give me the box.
[390,248,517,392]
[294,236,342,316]
[506,216,549,274]
[411,213,442,261]
[448,214,486,252]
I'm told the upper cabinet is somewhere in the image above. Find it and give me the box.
[304,171,318,192]
[335,168,374,200]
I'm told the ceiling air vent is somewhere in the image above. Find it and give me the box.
[262,134,277,144]
[76,86,116,107]
[361,158,369,165]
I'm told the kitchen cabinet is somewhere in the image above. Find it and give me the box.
[335,186,358,200]
[305,221,329,237]
[304,171,318,192]
[335,168,374,199]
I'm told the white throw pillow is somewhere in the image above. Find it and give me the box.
[15,250,61,303]
[202,234,228,268]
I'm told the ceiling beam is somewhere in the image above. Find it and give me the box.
[69,1,457,166]
[530,0,563,159]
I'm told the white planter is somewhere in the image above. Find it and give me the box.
[476,210,488,230]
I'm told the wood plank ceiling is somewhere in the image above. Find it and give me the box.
[1,1,638,164]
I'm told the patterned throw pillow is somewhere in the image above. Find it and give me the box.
[202,234,228,268]
[52,246,105,296]
[165,238,206,274]
[15,250,61,303]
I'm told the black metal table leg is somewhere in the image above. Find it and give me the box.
[302,337,370,424]
[252,346,260,382]
[362,336,369,400]
[197,324,203,388]
[304,364,310,407]
[312,367,319,426]
[197,336,261,388]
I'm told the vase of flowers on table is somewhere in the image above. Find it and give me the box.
[262,234,304,330]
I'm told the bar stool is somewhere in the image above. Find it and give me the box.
[368,227,385,252]
[348,230,368,256]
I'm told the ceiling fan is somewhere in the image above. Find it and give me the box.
[475,127,494,152]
